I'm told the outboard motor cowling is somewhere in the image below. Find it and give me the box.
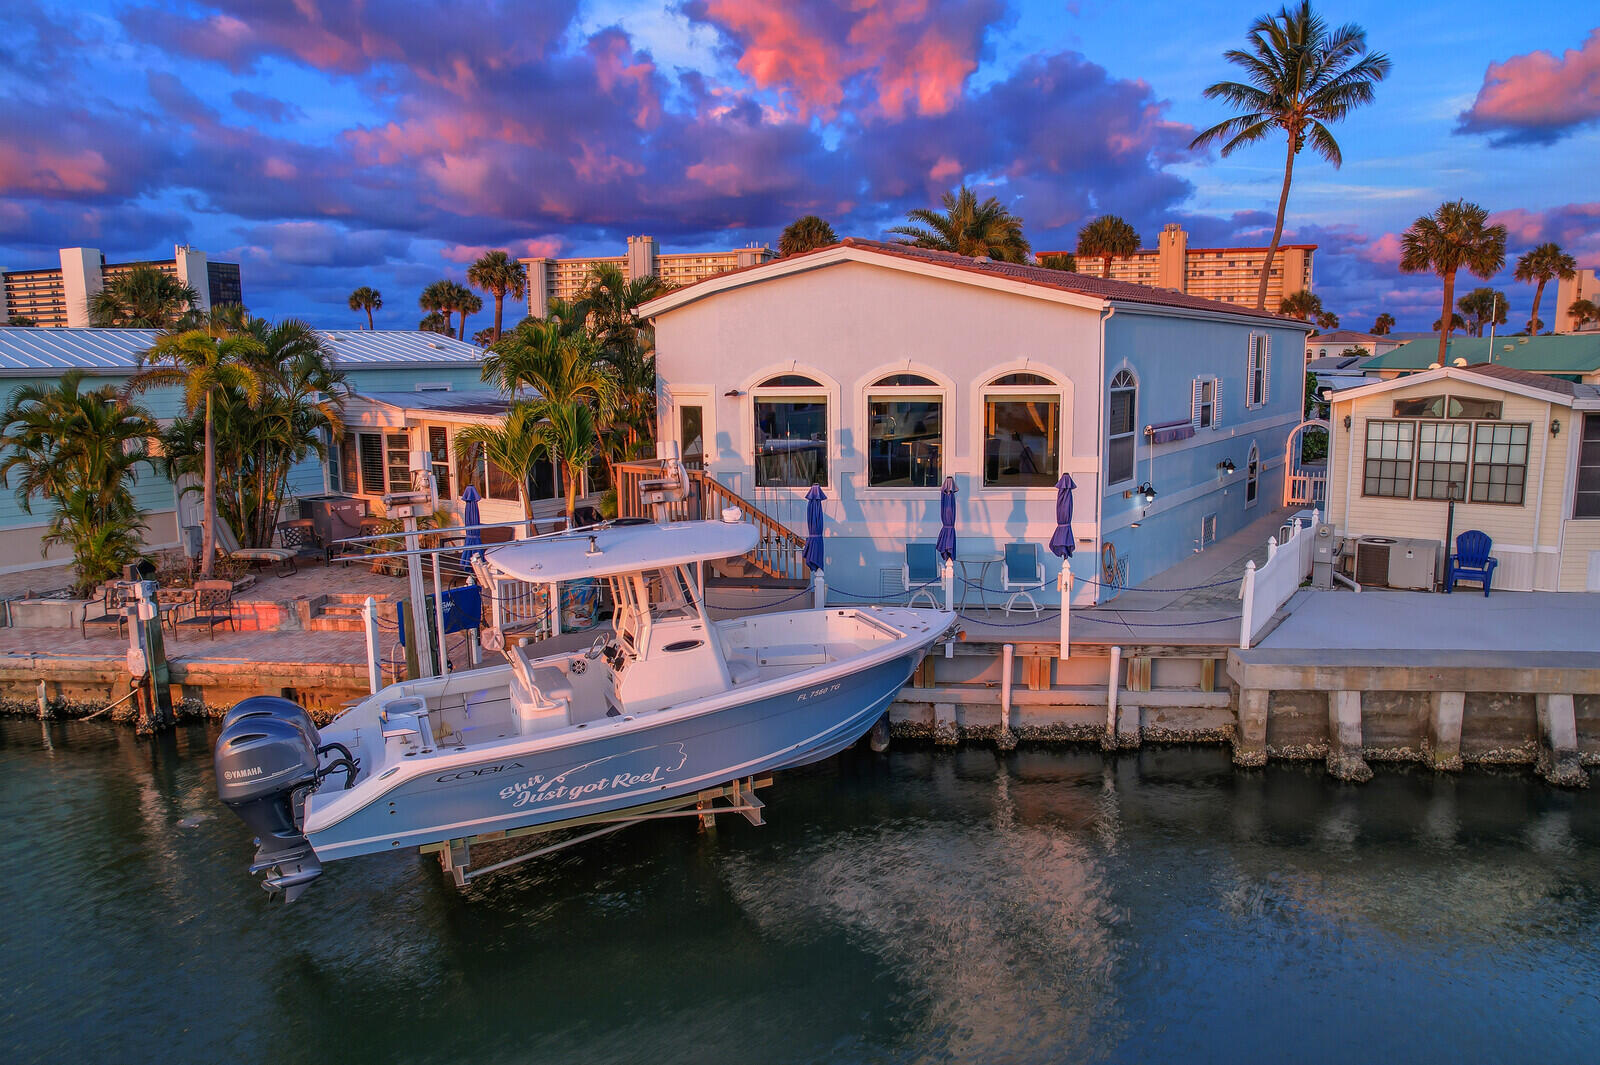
[221,695,321,746]
[215,702,324,901]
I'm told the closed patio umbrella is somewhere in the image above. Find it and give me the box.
[803,484,825,572]
[1049,473,1076,559]
[937,476,957,560]
[461,485,484,561]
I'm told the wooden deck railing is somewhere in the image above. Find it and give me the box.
[614,461,809,582]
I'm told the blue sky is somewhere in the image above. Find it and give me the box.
[1,1,1595,333]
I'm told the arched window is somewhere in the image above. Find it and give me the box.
[1246,442,1260,507]
[753,372,829,487]
[758,374,822,388]
[868,371,944,487]
[982,370,1061,487]
[1108,370,1137,485]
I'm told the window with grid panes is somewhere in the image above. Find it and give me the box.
[1470,423,1529,504]
[1576,415,1600,518]
[1362,419,1413,498]
[1414,422,1470,500]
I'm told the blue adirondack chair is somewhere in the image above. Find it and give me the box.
[1446,530,1498,596]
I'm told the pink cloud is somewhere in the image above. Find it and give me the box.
[929,155,963,183]
[1360,232,1404,268]
[1457,29,1600,145]
[0,147,109,195]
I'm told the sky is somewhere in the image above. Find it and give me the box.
[1,1,1596,334]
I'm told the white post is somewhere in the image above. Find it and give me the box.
[812,570,826,609]
[431,550,449,678]
[1057,565,1073,662]
[1239,560,1257,650]
[1000,643,1015,738]
[1266,534,1278,562]
[1311,506,1321,528]
[362,596,381,694]
[942,557,954,612]
[402,512,435,678]
[1105,645,1122,749]
[550,581,562,639]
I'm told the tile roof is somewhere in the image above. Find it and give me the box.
[642,238,1307,326]
[0,326,485,376]
[1455,362,1583,397]
[1363,334,1600,373]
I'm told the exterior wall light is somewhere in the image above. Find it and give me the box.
[1217,458,1237,475]
[723,389,741,397]
[1343,415,1352,430]
[1137,482,1158,505]
[1550,418,1561,436]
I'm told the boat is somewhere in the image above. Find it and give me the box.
[214,516,955,900]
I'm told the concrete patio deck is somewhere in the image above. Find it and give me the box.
[1261,589,1600,654]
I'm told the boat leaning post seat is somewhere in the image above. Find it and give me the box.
[509,642,575,733]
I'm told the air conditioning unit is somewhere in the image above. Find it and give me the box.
[1388,538,1440,591]
[1354,536,1397,585]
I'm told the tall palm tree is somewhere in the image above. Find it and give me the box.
[1370,312,1394,335]
[455,288,483,341]
[453,403,550,527]
[532,398,600,526]
[1457,287,1507,338]
[780,215,838,256]
[1277,290,1324,321]
[419,280,455,334]
[1075,216,1141,279]
[1400,200,1507,364]
[348,286,383,329]
[467,250,528,343]
[1191,2,1391,309]
[578,262,664,357]
[124,328,265,578]
[88,264,199,328]
[481,318,616,410]
[1570,298,1600,331]
[888,185,1031,263]
[1513,243,1576,336]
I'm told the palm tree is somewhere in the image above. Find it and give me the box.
[1315,310,1340,331]
[419,311,452,334]
[1075,216,1140,279]
[1513,243,1576,336]
[532,398,600,526]
[348,286,382,329]
[481,318,616,409]
[1371,312,1394,335]
[467,251,528,342]
[780,215,838,257]
[0,371,157,594]
[1191,2,1391,309]
[455,288,482,341]
[124,328,265,578]
[578,263,665,358]
[88,264,198,327]
[888,185,1031,263]
[1569,297,1600,331]
[453,404,550,527]
[1036,252,1077,272]
[1432,312,1466,336]
[420,280,455,334]
[1457,287,1507,337]
[1400,200,1508,364]
[1278,290,1324,321]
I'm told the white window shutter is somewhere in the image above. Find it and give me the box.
[1213,377,1223,425]
[1191,379,1203,430]
[1246,334,1258,408]
[1263,334,1272,403]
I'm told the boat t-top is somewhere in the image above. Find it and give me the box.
[214,515,954,899]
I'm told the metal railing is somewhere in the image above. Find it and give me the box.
[614,461,810,581]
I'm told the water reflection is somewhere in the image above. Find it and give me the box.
[2,722,1597,1065]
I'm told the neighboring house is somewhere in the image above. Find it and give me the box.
[1361,334,1600,384]
[1324,363,1600,592]
[336,390,603,532]
[639,239,1311,605]
[1304,330,1402,361]
[0,326,489,573]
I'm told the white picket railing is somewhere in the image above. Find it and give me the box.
[1238,508,1319,649]
[1286,470,1327,507]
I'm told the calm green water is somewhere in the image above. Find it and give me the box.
[2,718,1597,1065]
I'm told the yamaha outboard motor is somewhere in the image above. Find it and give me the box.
[214,696,325,902]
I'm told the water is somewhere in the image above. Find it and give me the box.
[3,718,1597,1065]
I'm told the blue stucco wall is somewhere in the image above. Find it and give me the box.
[1096,312,1306,590]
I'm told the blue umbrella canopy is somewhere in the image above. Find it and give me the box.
[803,484,826,572]
[461,485,484,560]
[1049,473,1076,559]
[936,476,957,560]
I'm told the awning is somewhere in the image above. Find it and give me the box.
[1146,419,1195,445]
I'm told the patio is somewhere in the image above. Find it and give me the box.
[1260,589,1600,654]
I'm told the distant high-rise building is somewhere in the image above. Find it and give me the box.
[0,245,242,327]
[1037,223,1315,308]
[520,236,774,318]
[1555,267,1598,333]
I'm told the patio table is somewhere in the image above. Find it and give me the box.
[955,552,1002,612]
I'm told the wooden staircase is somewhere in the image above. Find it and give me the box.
[615,461,810,583]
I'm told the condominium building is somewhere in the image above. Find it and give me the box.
[1555,268,1598,332]
[1037,223,1314,308]
[520,235,773,318]
[0,245,242,328]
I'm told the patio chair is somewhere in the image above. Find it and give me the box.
[276,520,326,566]
[213,515,298,576]
[1002,542,1046,618]
[1446,530,1498,596]
[82,583,130,641]
[903,543,942,609]
[176,580,237,640]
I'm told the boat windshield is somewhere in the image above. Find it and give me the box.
[610,565,703,654]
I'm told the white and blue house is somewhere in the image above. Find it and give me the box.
[640,239,1312,605]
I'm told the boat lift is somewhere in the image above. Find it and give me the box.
[419,775,772,888]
